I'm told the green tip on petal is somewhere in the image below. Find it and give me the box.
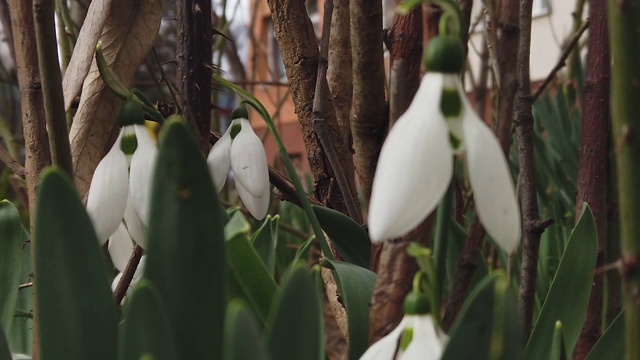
[403,292,430,315]
[120,133,138,155]
[424,35,465,74]
[230,122,242,140]
[231,105,249,120]
[440,87,462,117]
[399,327,414,351]
[118,98,145,126]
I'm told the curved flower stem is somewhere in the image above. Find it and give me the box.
[213,75,333,261]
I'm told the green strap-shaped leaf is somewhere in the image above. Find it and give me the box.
[585,311,624,360]
[9,232,32,355]
[34,168,117,360]
[143,119,226,359]
[0,325,11,360]
[267,265,323,360]
[0,200,23,334]
[119,280,177,360]
[223,300,267,360]
[550,321,568,360]
[224,211,251,240]
[227,233,278,325]
[312,205,370,268]
[251,215,279,275]
[524,204,598,359]
[322,260,376,360]
[442,274,496,360]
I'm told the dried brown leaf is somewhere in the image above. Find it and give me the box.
[62,0,114,111]
[69,0,162,198]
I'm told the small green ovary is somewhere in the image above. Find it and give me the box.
[120,133,138,155]
[440,88,462,118]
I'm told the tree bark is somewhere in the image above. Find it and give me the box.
[8,2,52,358]
[496,0,520,152]
[266,0,359,215]
[515,0,544,337]
[327,0,352,144]
[349,0,387,203]
[176,0,212,153]
[573,1,610,357]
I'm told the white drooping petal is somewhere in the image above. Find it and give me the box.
[124,195,147,248]
[230,118,270,198]
[207,124,233,192]
[360,317,408,360]
[129,125,158,226]
[86,130,129,245]
[400,315,447,360]
[462,99,521,253]
[368,73,453,243]
[108,222,135,272]
[236,177,270,220]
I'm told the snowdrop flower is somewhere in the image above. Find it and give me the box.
[361,293,447,360]
[368,35,520,253]
[207,106,270,220]
[86,99,157,248]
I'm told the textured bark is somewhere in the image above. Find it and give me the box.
[349,0,387,203]
[496,0,520,152]
[177,0,212,153]
[8,3,51,358]
[367,5,426,343]
[327,0,352,144]
[515,0,544,336]
[266,0,358,215]
[386,5,423,124]
[573,1,610,357]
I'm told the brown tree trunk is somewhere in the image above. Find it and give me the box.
[573,0,610,357]
[496,0,520,152]
[266,0,359,215]
[176,0,212,153]
[8,2,52,358]
[327,0,352,144]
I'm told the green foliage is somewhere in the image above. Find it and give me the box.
[313,205,371,268]
[266,265,323,360]
[0,326,10,360]
[34,169,118,360]
[0,201,23,335]
[585,311,624,360]
[251,215,279,275]
[143,118,226,359]
[224,300,267,360]
[524,204,598,359]
[322,260,376,359]
[118,280,177,360]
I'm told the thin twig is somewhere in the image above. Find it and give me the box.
[113,245,144,304]
[33,0,74,176]
[18,282,33,290]
[311,0,363,224]
[532,20,589,101]
[0,144,24,177]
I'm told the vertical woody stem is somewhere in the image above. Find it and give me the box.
[608,0,640,358]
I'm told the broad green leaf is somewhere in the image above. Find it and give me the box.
[227,233,278,325]
[442,273,521,360]
[223,300,267,360]
[0,325,10,360]
[119,280,177,360]
[267,265,323,360]
[322,260,376,360]
[433,184,454,300]
[292,236,315,265]
[524,204,597,359]
[224,211,251,240]
[585,311,624,360]
[251,215,279,274]
[34,168,117,360]
[144,119,226,359]
[312,205,370,268]
[550,321,567,360]
[0,200,23,334]
[9,233,32,355]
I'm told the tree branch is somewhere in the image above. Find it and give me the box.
[515,0,544,337]
[0,144,25,177]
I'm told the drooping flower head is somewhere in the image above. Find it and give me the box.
[86,98,158,248]
[368,17,520,253]
[207,106,271,220]
[361,292,448,360]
